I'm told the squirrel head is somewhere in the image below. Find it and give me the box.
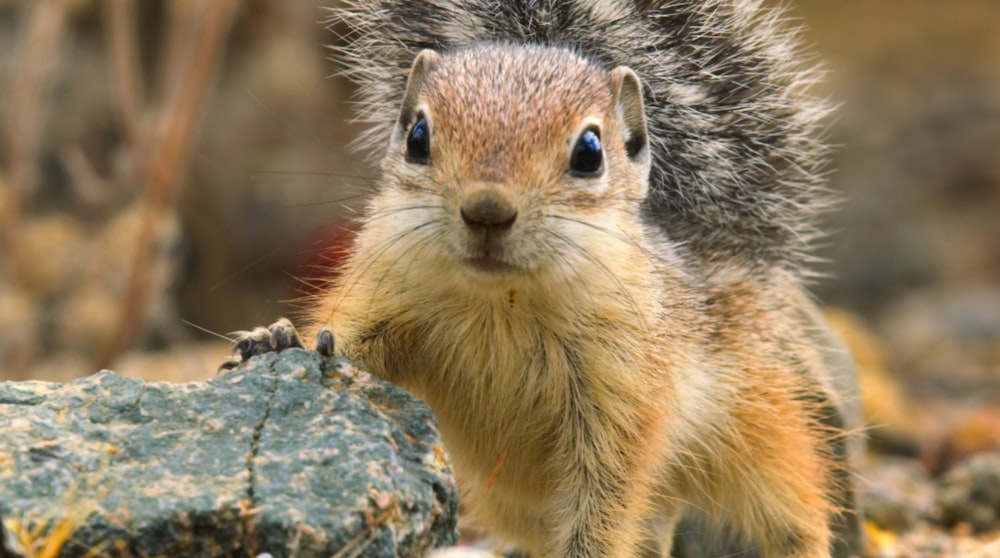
[375,45,652,279]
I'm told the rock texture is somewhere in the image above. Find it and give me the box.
[938,452,1000,534]
[0,349,458,557]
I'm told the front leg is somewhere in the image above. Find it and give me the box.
[220,317,336,370]
[549,371,667,558]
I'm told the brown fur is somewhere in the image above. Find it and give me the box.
[286,43,851,557]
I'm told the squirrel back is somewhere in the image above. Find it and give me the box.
[331,0,832,278]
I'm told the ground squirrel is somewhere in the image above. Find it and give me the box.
[228,0,862,556]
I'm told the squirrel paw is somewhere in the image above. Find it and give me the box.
[314,326,335,357]
[219,318,335,372]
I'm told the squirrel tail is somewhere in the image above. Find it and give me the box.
[329,0,833,278]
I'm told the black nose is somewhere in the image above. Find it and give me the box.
[460,188,518,231]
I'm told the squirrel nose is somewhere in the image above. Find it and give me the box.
[460,186,518,231]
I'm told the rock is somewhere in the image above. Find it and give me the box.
[877,287,1000,401]
[928,407,1000,475]
[878,522,997,558]
[937,452,1000,533]
[861,458,936,533]
[0,349,458,557]
[856,455,1000,556]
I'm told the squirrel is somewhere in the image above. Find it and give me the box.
[227,0,863,556]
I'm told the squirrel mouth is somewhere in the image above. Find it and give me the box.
[464,251,516,274]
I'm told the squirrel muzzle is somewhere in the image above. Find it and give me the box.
[460,183,518,232]
[458,182,519,273]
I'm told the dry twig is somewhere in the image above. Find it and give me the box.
[103,0,146,177]
[99,0,238,367]
[1,0,74,272]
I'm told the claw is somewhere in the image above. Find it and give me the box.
[223,318,323,372]
[231,325,273,360]
[269,317,304,351]
[218,358,241,374]
[226,317,307,362]
[315,327,335,357]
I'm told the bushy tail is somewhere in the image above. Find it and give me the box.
[330,0,833,277]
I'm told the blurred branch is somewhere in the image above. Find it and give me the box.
[149,0,236,200]
[99,0,238,368]
[156,0,199,118]
[103,0,146,177]
[1,0,73,273]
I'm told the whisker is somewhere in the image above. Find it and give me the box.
[542,212,666,266]
[541,229,649,329]
[283,269,332,297]
[365,226,446,322]
[318,146,380,174]
[280,192,371,209]
[398,228,447,287]
[536,231,603,311]
[208,241,292,292]
[180,319,235,342]
[365,204,446,221]
[324,217,444,324]
[248,169,376,182]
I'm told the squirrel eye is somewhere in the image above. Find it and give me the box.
[569,127,603,177]
[406,116,431,164]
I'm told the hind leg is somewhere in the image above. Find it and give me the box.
[712,424,833,557]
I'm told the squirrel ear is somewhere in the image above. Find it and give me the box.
[397,49,440,134]
[609,66,650,173]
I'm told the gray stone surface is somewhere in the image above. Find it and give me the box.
[937,452,1000,533]
[0,349,458,557]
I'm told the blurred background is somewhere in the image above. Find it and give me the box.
[0,0,998,552]
[0,0,361,383]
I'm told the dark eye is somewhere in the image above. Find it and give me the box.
[406,116,431,164]
[570,127,603,177]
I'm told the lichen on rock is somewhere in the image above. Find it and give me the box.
[0,349,458,557]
